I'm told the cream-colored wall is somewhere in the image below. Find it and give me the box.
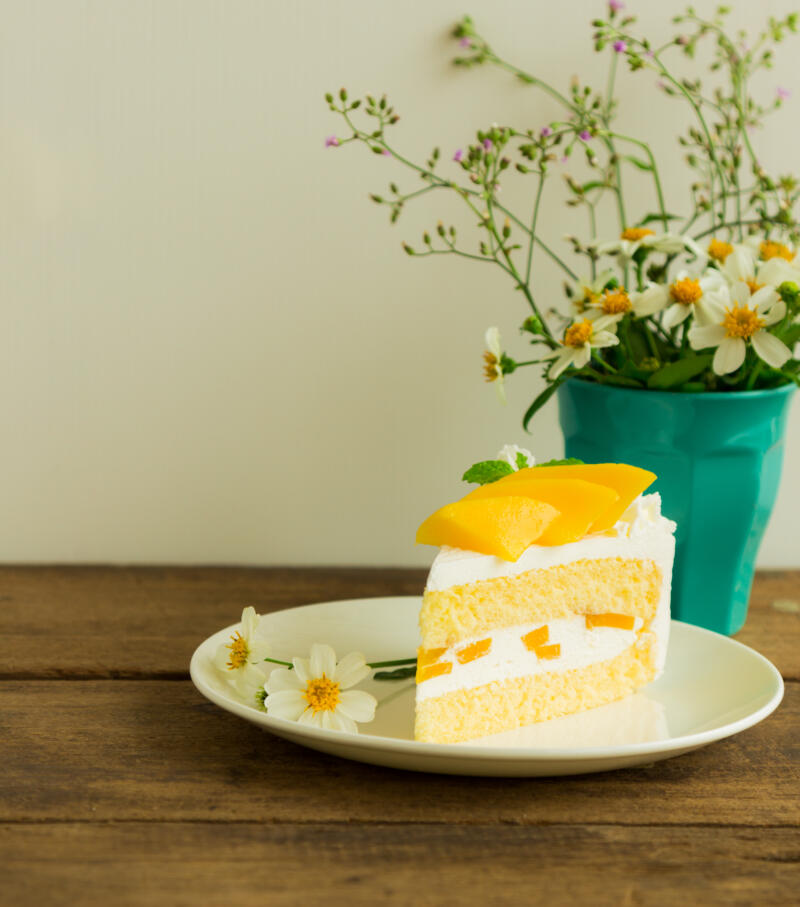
[2,0,797,565]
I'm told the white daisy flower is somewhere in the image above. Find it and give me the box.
[644,269,730,330]
[565,268,616,314]
[548,316,619,379]
[483,326,507,403]
[688,281,791,375]
[265,643,377,734]
[213,606,271,699]
[597,229,704,265]
[585,285,668,324]
[719,241,800,294]
[497,444,534,470]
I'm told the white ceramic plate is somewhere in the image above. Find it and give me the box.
[190,596,784,777]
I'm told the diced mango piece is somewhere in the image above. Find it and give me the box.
[416,496,560,561]
[417,647,448,668]
[586,613,637,630]
[535,643,561,660]
[497,463,656,531]
[467,478,618,546]
[416,660,453,684]
[521,625,549,651]
[456,638,492,664]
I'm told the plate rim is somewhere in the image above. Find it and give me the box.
[190,595,784,762]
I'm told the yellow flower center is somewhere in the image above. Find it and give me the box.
[620,227,654,241]
[746,278,764,295]
[600,288,632,314]
[225,632,250,671]
[759,240,793,262]
[707,238,733,262]
[564,319,593,348]
[483,350,500,382]
[669,277,703,305]
[304,674,341,713]
[722,304,765,339]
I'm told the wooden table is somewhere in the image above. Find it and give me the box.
[1,567,798,905]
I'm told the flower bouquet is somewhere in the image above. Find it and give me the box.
[324,4,800,427]
[324,4,800,634]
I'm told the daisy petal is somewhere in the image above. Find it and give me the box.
[548,350,574,380]
[240,606,257,639]
[310,643,337,679]
[333,652,370,688]
[689,324,726,350]
[266,689,308,721]
[713,337,746,374]
[297,708,319,727]
[574,345,591,368]
[763,299,786,325]
[751,331,792,368]
[291,656,311,684]
[265,667,304,693]
[661,303,690,331]
[752,286,778,313]
[592,332,620,349]
[337,689,378,723]
[731,281,751,306]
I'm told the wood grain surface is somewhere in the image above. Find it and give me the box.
[0,567,798,906]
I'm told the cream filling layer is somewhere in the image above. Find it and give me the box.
[416,616,646,702]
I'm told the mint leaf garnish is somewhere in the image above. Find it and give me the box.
[515,451,530,470]
[536,457,585,467]
[462,460,515,485]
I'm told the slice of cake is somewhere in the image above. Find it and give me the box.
[414,450,676,744]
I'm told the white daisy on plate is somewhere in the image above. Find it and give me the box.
[688,281,791,375]
[548,316,619,379]
[265,643,377,734]
[637,269,729,330]
[213,606,271,699]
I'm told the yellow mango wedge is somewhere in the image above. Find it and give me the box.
[497,463,656,531]
[465,478,619,546]
[416,496,560,561]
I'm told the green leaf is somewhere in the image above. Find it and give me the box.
[462,460,515,485]
[522,378,564,431]
[515,451,530,470]
[536,457,585,467]
[597,374,644,388]
[624,155,652,171]
[639,211,682,226]
[647,354,713,389]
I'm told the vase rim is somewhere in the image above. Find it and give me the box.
[562,377,797,401]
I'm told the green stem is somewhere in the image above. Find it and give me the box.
[746,360,764,390]
[605,131,669,231]
[264,656,418,670]
[525,175,547,287]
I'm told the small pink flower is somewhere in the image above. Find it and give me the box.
[325,135,339,148]
[540,126,553,138]
[579,130,591,142]
[613,40,627,53]
[560,155,568,164]
[453,148,463,162]
[483,138,493,150]
[777,86,791,101]
[644,49,654,59]
[459,37,472,48]
[609,0,625,10]
[382,149,391,156]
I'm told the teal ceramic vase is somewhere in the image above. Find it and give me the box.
[557,379,795,635]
